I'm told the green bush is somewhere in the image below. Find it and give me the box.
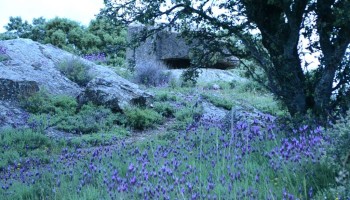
[171,105,202,130]
[324,111,350,193]
[0,128,55,170]
[23,91,117,134]
[54,103,117,134]
[237,80,267,93]
[153,102,175,117]
[68,130,128,148]
[201,93,234,110]
[154,91,178,102]
[56,57,93,86]
[124,106,163,130]
[21,90,55,114]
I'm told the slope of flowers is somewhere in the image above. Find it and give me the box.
[0,110,335,199]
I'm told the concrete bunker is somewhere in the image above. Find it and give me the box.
[126,25,239,70]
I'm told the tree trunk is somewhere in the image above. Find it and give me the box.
[242,0,308,116]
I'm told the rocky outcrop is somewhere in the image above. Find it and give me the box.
[0,39,152,113]
[0,78,39,100]
[78,77,152,112]
[0,101,30,130]
[0,39,82,99]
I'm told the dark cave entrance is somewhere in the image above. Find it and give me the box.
[163,58,191,69]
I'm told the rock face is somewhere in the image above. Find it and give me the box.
[0,39,82,99]
[0,101,30,130]
[78,65,152,111]
[0,78,39,100]
[126,25,239,70]
[0,39,152,113]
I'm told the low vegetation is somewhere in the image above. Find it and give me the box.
[56,57,93,87]
[124,106,163,130]
[1,63,348,199]
[133,63,173,87]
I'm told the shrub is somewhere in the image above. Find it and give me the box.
[201,93,234,110]
[23,91,116,134]
[171,105,202,130]
[153,102,175,117]
[124,106,163,130]
[54,103,117,134]
[22,91,77,115]
[133,63,172,87]
[154,91,178,102]
[0,128,55,170]
[56,57,93,86]
[237,80,267,93]
[324,111,350,195]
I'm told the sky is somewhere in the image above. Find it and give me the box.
[0,0,105,33]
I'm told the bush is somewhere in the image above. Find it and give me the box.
[124,106,163,130]
[171,105,202,130]
[23,91,117,134]
[201,93,234,110]
[56,57,93,86]
[324,111,350,193]
[180,68,200,87]
[133,63,172,87]
[237,80,267,93]
[0,128,55,170]
[53,103,117,134]
[154,91,178,102]
[22,91,77,115]
[153,102,175,117]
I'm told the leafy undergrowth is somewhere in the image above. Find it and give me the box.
[0,83,348,199]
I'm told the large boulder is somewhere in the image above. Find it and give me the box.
[0,39,151,111]
[78,65,152,111]
[0,39,82,99]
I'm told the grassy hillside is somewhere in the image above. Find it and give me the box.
[0,71,349,199]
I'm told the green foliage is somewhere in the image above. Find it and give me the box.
[56,57,93,86]
[181,68,199,87]
[54,103,117,134]
[22,91,118,134]
[22,90,77,114]
[124,106,163,130]
[154,91,178,102]
[323,111,350,195]
[0,128,55,170]
[237,80,267,94]
[68,130,128,148]
[87,17,127,67]
[3,16,127,67]
[201,93,234,110]
[4,16,32,38]
[171,105,202,130]
[153,102,175,117]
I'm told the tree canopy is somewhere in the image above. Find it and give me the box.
[101,0,350,120]
[1,16,127,67]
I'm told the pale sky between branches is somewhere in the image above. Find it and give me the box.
[0,0,105,32]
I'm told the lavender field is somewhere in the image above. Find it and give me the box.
[1,83,348,200]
